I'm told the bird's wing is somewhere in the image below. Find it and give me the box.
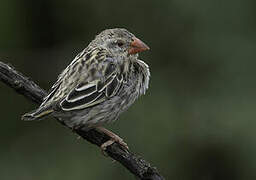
[59,56,124,111]
[39,51,84,108]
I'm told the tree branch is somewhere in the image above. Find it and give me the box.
[0,61,165,180]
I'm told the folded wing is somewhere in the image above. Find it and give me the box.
[60,59,123,111]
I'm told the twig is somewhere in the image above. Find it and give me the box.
[0,61,164,180]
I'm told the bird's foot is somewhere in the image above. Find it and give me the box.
[96,127,129,154]
[101,135,129,151]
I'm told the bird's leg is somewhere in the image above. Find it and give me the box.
[95,127,129,151]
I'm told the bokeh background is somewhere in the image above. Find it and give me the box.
[0,0,256,179]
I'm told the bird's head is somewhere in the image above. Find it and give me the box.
[92,28,150,60]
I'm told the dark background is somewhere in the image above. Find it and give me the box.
[1,0,256,179]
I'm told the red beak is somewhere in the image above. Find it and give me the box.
[128,37,150,55]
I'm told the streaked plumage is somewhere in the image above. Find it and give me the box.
[22,28,150,131]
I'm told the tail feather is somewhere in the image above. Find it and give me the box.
[22,108,54,121]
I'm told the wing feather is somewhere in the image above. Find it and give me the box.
[61,91,105,111]
[59,57,124,111]
[67,85,97,102]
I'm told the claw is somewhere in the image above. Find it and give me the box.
[96,127,129,156]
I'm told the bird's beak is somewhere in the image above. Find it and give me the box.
[128,37,150,55]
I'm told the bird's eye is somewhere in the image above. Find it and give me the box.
[117,40,124,47]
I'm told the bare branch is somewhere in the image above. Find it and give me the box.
[0,61,165,180]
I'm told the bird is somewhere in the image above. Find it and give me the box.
[22,28,150,150]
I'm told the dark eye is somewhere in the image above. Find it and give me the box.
[117,40,124,47]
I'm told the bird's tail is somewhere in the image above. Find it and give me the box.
[22,107,54,121]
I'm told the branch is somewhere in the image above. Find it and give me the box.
[0,61,165,180]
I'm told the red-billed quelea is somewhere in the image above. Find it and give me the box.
[22,28,150,150]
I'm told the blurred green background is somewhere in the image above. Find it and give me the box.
[1,0,256,179]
